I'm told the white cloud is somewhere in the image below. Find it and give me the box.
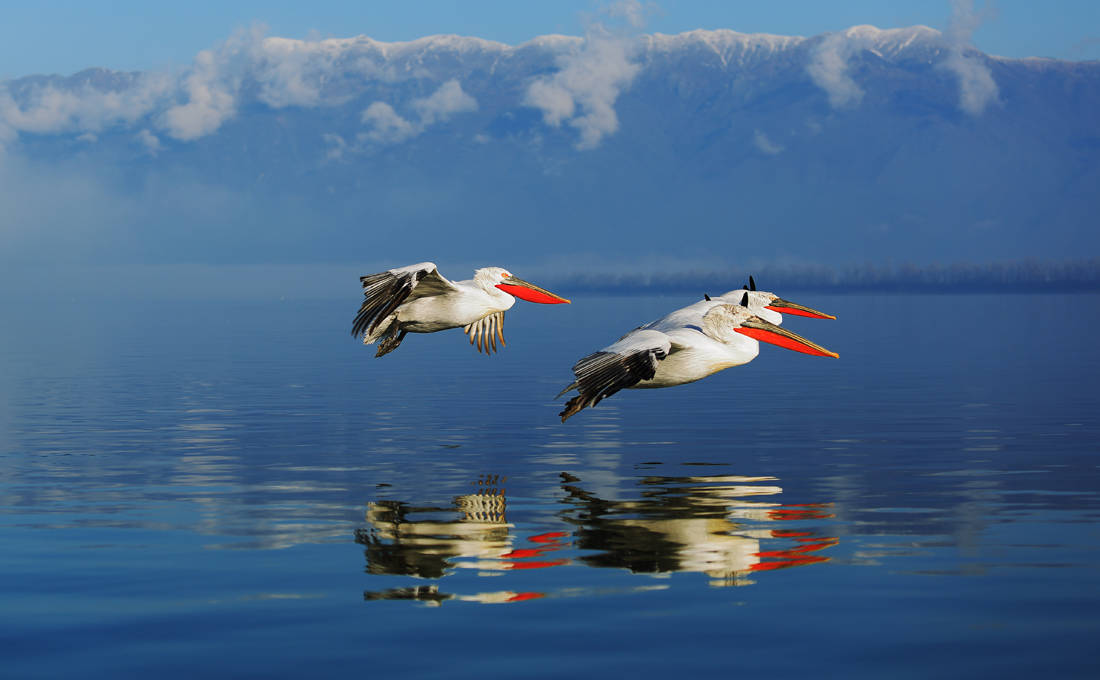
[255,45,328,108]
[808,17,997,116]
[0,25,347,145]
[942,0,999,115]
[136,129,163,155]
[361,102,417,144]
[160,55,236,140]
[525,79,576,127]
[361,80,478,145]
[753,130,784,155]
[524,25,641,149]
[806,32,864,109]
[252,37,347,109]
[159,27,263,141]
[412,79,478,125]
[0,72,173,141]
[0,17,999,154]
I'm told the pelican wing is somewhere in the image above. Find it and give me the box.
[351,262,458,338]
[463,311,506,355]
[558,330,674,422]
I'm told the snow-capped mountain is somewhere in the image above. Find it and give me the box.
[1,26,1097,272]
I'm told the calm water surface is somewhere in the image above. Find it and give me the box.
[1,293,1098,678]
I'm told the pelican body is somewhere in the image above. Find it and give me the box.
[558,292,837,422]
[352,262,569,357]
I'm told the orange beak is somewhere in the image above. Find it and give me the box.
[735,317,839,358]
[497,276,571,304]
[765,297,836,320]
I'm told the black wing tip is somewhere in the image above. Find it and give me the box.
[560,346,663,422]
[559,394,589,423]
[360,271,390,286]
[352,269,422,340]
[555,381,579,400]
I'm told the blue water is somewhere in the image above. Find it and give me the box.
[1,292,1098,678]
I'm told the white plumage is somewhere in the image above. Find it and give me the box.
[352,262,569,357]
[558,291,837,422]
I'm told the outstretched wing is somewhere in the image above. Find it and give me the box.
[351,262,458,339]
[558,329,673,422]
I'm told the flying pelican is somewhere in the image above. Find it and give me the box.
[705,276,837,324]
[352,262,570,357]
[557,293,837,422]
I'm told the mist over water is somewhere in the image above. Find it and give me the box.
[2,292,1098,678]
[4,259,1099,309]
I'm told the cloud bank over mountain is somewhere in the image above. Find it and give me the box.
[524,26,640,149]
[0,22,1097,283]
[0,22,1003,150]
[359,79,478,145]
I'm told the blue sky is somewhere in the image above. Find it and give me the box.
[2,0,1098,79]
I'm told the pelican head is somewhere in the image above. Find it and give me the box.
[476,267,571,304]
[760,292,836,320]
[706,297,838,358]
[724,276,836,320]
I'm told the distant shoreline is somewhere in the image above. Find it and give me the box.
[549,259,1100,294]
[2,259,1098,301]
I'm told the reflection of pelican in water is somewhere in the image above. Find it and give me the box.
[364,585,546,605]
[558,472,836,586]
[359,471,835,603]
[357,475,568,603]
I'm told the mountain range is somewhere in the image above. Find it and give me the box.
[1,25,1097,289]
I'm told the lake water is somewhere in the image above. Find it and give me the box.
[1,292,1098,678]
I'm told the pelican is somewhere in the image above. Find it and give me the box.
[557,292,838,422]
[706,276,837,324]
[352,262,570,357]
